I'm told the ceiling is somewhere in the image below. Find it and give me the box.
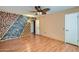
[0,6,76,16]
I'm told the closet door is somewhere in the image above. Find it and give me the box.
[77,15,79,46]
[65,13,78,45]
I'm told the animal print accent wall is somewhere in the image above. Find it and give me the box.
[0,11,20,38]
[3,15,28,40]
[0,11,28,40]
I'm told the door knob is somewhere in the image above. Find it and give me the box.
[66,29,69,31]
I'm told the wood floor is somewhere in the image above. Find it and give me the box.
[0,34,79,52]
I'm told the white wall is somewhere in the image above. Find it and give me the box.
[35,20,40,34]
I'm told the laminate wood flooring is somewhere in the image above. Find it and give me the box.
[0,34,79,52]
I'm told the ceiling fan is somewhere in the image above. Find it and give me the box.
[30,6,50,15]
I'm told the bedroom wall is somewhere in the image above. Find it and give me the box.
[40,13,64,41]
[3,15,28,40]
[39,7,79,41]
[0,11,19,39]
[0,11,28,40]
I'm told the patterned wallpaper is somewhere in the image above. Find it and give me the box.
[3,15,28,40]
[0,11,20,38]
[0,11,28,40]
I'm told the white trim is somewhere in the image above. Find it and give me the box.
[1,37,20,41]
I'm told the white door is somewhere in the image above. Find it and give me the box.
[35,20,40,34]
[65,13,78,45]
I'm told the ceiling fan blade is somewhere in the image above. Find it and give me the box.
[42,12,46,15]
[41,8,50,15]
[35,6,42,12]
[30,11,37,12]
[43,8,50,12]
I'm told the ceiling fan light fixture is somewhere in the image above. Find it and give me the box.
[37,12,42,15]
[30,6,50,15]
